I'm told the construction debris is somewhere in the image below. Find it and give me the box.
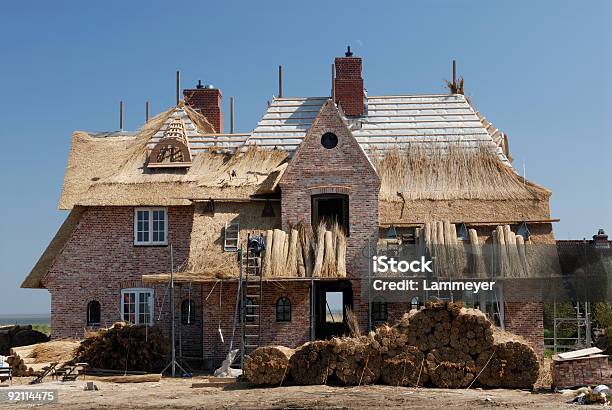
[552,347,610,388]
[7,340,78,376]
[94,374,162,383]
[244,346,294,386]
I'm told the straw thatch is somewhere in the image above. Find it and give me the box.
[182,202,280,278]
[372,145,550,202]
[59,105,288,209]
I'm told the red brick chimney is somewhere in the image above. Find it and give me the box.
[183,81,224,133]
[334,46,365,117]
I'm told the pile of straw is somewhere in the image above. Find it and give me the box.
[262,221,346,278]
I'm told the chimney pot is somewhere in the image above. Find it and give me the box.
[345,45,353,57]
[196,80,204,89]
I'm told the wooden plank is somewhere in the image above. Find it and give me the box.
[557,347,603,360]
[191,377,236,388]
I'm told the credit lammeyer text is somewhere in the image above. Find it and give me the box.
[372,279,496,294]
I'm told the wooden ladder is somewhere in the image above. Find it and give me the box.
[224,221,240,252]
[240,234,264,364]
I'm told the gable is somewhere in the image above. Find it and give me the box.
[280,99,379,186]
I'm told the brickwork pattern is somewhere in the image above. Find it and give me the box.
[552,356,611,388]
[44,206,196,344]
[334,56,364,116]
[279,100,380,278]
[183,88,223,133]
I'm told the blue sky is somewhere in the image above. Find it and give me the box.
[0,1,610,315]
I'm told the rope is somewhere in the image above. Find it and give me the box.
[358,356,370,386]
[205,280,220,301]
[466,350,495,390]
[414,357,425,390]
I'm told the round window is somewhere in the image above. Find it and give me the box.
[320,132,338,149]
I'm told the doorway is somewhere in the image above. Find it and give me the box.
[314,280,353,339]
[311,194,349,235]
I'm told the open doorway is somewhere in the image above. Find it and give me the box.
[311,194,349,235]
[314,280,353,339]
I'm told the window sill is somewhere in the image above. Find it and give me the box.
[133,243,169,247]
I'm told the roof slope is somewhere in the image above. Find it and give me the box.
[247,94,510,164]
[59,106,287,209]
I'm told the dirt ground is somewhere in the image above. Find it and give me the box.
[0,376,577,409]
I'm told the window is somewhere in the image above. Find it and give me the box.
[244,297,255,323]
[371,297,387,323]
[321,132,338,149]
[121,288,154,325]
[276,297,291,322]
[411,297,421,310]
[134,208,167,245]
[181,299,196,325]
[87,300,101,326]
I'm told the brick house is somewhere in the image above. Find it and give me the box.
[22,48,558,367]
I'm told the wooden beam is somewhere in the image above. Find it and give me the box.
[278,65,283,98]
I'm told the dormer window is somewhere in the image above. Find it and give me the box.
[148,117,192,168]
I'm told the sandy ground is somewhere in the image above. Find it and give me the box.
[0,376,576,409]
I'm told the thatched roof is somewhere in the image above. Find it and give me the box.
[59,105,287,209]
[22,207,85,288]
[373,146,550,202]
[58,94,550,211]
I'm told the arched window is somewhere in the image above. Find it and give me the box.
[181,299,196,325]
[276,297,291,322]
[244,297,255,323]
[87,300,101,326]
[411,297,421,310]
[371,297,388,323]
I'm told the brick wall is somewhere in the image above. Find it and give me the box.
[334,56,364,116]
[552,356,611,388]
[44,206,195,341]
[183,87,223,133]
[279,100,380,278]
[200,281,311,367]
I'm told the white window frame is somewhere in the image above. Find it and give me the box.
[134,207,168,246]
[120,288,154,325]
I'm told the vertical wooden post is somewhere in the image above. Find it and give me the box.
[331,64,336,101]
[278,65,283,98]
[145,100,150,122]
[119,100,124,130]
[452,60,457,87]
[230,97,235,134]
[176,70,180,105]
